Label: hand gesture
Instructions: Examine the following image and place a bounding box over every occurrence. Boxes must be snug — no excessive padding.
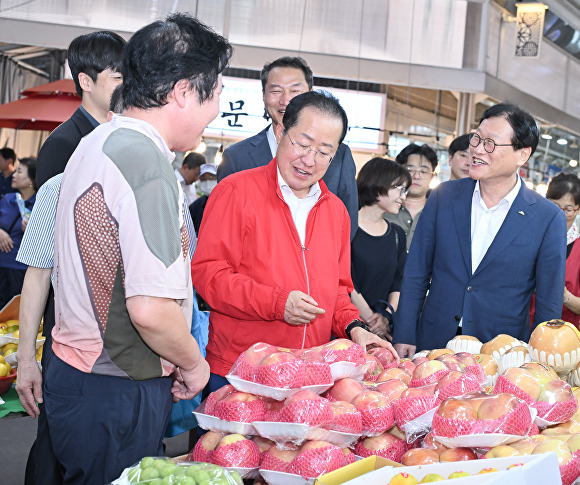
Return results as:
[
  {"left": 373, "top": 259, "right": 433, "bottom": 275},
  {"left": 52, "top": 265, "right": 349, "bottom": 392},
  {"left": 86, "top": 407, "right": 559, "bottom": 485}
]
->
[
  {"left": 171, "top": 358, "right": 210, "bottom": 401},
  {"left": 284, "top": 290, "right": 325, "bottom": 326},
  {"left": 350, "top": 326, "right": 399, "bottom": 363},
  {"left": 366, "top": 313, "right": 393, "bottom": 341}
]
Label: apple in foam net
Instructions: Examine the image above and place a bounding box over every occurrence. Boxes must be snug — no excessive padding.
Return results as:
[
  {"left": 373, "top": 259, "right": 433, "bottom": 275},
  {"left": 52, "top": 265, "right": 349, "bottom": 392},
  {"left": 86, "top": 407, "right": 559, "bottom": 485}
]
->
[
  {"left": 195, "top": 430, "right": 224, "bottom": 457},
  {"left": 411, "top": 360, "right": 449, "bottom": 382},
  {"left": 212, "top": 433, "right": 260, "bottom": 468},
  {"left": 401, "top": 448, "right": 439, "bottom": 466},
  {"left": 412, "top": 356, "right": 430, "bottom": 366},
  {"left": 376, "top": 379, "right": 408, "bottom": 403},
  {"left": 359, "top": 432, "right": 401, "bottom": 452},
  {"left": 521, "top": 362, "right": 560, "bottom": 380},
  {"left": 352, "top": 390, "right": 390, "bottom": 415},
  {"left": 364, "top": 354, "right": 384, "bottom": 379},
  {"left": 533, "top": 439, "right": 573, "bottom": 466},
  {"left": 368, "top": 347, "right": 395, "bottom": 368},
  {"left": 439, "top": 447, "right": 477, "bottom": 462},
  {"left": 502, "top": 367, "right": 542, "bottom": 400},
  {"left": 377, "top": 368, "right": 411, "bottom": 385},
  {"left": 435, "top": 354, "right": 463, "bottom": 372},
  {"left": 438, "top": 397, "right": 478, "bottom": 421},
  {"left": 435, "top": 370, "right": 464, "bottom": 392},
  {"left": 327, "top": 378, "right": 366, "bottom": 403},
  {"left": 539, "top": 378, "right": 574, "bottom": 403},
  {"left": 400, "top": 384, "right": 436, "bottom": 399},
  {"left": 242, "top": 342, "right": 278, "bottom": 366},
  {"left": 477, "top": 392, "right": 518, "bottom": 420},
  {"left": 427, "top": 348, "right": 454, "bottom": 360},
  {"left": 398, "top": 359, "right": 417, "bottom": 375}
]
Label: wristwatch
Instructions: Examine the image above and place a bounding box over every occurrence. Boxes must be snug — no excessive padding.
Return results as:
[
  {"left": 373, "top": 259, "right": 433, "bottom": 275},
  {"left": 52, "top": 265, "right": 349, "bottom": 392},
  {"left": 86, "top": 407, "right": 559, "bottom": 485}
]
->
[{"left": 345, "top": 319, "right": 370, "bottom": 339}]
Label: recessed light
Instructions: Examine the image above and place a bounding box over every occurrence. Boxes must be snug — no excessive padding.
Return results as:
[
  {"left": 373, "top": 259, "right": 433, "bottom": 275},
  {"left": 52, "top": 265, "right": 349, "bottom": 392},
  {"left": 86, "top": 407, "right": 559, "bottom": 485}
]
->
[{"left": 557, "top": 138, "right": 568, "bottom": 145}]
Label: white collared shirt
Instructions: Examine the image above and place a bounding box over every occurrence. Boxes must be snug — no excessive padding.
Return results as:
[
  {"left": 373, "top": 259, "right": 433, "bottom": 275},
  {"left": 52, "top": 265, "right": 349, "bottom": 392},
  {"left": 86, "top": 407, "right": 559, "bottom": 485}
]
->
[
  {"left": 174, "top": 168, "right": 198, "bottom": 205},
  {"left": 277, "top": 166, "right": 321, "bottom": 246},
  {"left": 471, "top": 177, "right": 521, "bottom": 273},
  {"left": 267, "top": 124, "right": 278, "bottom": 159}
]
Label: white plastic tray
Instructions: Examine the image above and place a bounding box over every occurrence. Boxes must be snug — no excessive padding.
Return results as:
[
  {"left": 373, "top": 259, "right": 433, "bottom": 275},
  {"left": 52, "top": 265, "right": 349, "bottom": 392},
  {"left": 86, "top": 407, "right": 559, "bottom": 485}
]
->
[
  {"left": 252, "top": 421, "right": 359, "bottom": 447},
  {"left": 259, "top": 469, "right": 315, "bottom": 485},
  {"left": 433, "top": 433, "right": 525, "bottom": 448},
  {"left": 329, "top": 361, "right": 370, "bottom": 381},
  {"left": 225, "top": 374, "right": 332, "bottom": 400},
  {"left": 224, "top": 466, "right": 260, "bottom": 479},
  {"left": 193, "top": 403, "right": 258, "bottom": 436}
]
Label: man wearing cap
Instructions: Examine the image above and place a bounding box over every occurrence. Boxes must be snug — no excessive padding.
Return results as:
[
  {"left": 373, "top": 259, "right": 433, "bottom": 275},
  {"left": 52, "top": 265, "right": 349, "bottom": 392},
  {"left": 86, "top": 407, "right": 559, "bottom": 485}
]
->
[{"left": 189, "top": 163, "right": 217, "bottom": 234}]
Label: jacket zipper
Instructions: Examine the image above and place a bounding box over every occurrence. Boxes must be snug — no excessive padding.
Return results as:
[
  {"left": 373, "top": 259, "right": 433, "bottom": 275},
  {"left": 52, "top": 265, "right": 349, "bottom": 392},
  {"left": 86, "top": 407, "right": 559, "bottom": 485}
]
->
[{"left": 301, "top": 244, "right": 310, "bottom": 349}]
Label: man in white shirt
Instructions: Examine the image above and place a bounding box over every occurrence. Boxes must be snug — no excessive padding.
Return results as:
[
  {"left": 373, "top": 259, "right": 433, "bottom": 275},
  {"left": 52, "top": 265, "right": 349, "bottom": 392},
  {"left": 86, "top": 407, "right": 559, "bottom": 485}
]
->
[
  {"left": 394, "top": 103, "right": 566, "bottom": 358},
  {"left": 175, "top": 151, "right": 205, "bottom": 205}
]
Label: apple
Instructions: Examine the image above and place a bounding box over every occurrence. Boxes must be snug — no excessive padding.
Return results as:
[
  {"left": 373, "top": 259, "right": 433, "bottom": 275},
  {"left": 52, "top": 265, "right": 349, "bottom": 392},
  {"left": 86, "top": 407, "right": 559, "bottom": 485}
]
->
[
  {"left": 447, "top": 471, "right": 471, "bottom": 479},
  {"left": 189, "top": 431, "right": 225, "bottom": 462},
  {"left": 422, "top": 432, "right": 449, "bottom": 455},
  {"left": 364, "top": 354, "right": 384, "bottom": 381},
  {"left": 559, "top": 420, "right": 580, "bottom": 434},
  {"left": 398, "top": 359, "right": 417, "bottom": 375},
  {"left": 435, "top": 354, "right": 463, "bottom": 372},
  {"left": 259, "top": 445, "right": 299, "bottom": 472},
  {"left": 376, "top": 379, "right": 408, "bottom": 403},
  {"left": 325, "top": 400, "right": 362, "bottom": 434},
  {"left": 326, "top": 378, "right": 366, "bottom": 403},
  {"left": 410, "top": 360, "right": 449, "bottom": 386},
  {"left": 388, "top": 425, "right": 407, "bottom": 441},
  {"left": 256, "top": 351, "right": 305, "bottom": 388},
  {"left": 369, "top": 347, "right": 396, "bottom": 368},
  {"left": 291, "top": 440, "right": 345, "bottom": 479},
  {"left": 539, "top": 378, "right": 574, "bottom": 403},
  {"left": 389, "top": 472, "right": 419, "bottom": 485},
  {"left": 320, "top": 339, "right": 366, "bottom": 364},
  {"left": 439, "top": 447, "right": 477, "bottom": 462},
  {"left": 532, "top": 439, "right": 573, "bottom": 466},
  {"left": 377, "top": 368, "right": 411, "bottom": 385},
  {"left": 352, "top": 390, "right": 394, "bottom": 433},
  {"left": 252, "top": 436, "right": 274, "bottom": 455},
  {"left": 521, "top": 362, "right": 559, "bottom": 379},
  {"left": 477, "top": 392, "right": 518, "bottom": 420},
  {"left": 474, "top": 354, "right": 498, "bottom": 376},
  {"left": 412, "top": 356, "right": 430, "bottom": 366},
  {"left": 400, "top": 384, "right": 436, "bottom": 399},
  {"left": 278, "top": 390, "right": 333, "bottom": 426},
  {"left": 419, "top": 473, "right": 445, "bottom": 483},
  {"left": 454, "top": 352, "right": 477, "bottom": 367},
  {"left": 355, "top": 432, "right": 406, "bottom": 461},
  {"left": 211, "top": 433, "right": 260, "bottom": 468},
  {"left": 565, "top": 434, "right": 580, "bottom": 452},
  {"left": 427, "top": 349, "right": 454, "bottom": 360},
  {"left": 342, "top": 447, "right": 356, "bottom": 465},
  {"left": 213, "top": 391, "right": 266, "bottom": 422},
  {"left": 237, "top": 342, "right": 278, "bottom": 380},
  {"left": 401, "top": 448, "right": 439, "bottom": 466},
  {"left": 501, "top": 367, "right": 541, "bottom": 400},
  {"left": 484, "top": 445, "right": 518, "bottom": 458},
  {"left": 298, "top": 349, "right": 333, "bottom": 386},
  {"left": 204, "top": 384, "right": 236, "bottom": 415},
  {"left": 438, "top": 397, "right": 478, "bottom": 421}
]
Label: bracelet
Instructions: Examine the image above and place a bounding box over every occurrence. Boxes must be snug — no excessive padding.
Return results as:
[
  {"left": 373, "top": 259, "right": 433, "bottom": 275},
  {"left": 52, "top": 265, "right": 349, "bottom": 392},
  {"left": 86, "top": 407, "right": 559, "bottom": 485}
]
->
[
  {"left": 345, "top": 319, "right": 370, "bottom": 339},
  {"left": 564, "top": 291, "right": 572, "bottom": 304}
]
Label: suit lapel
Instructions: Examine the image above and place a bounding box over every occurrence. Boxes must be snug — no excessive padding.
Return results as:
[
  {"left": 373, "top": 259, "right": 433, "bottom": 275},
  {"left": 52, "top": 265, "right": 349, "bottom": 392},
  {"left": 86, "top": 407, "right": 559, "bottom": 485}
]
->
[
  {"left": 249, "top": 126, "right": 274, "bottom": 168},
  {"left": 452, "top": 179, "right": 476, "bottom": 275},
  {"left": 472, "top": 182, "right": 534, "bottom": 277}
]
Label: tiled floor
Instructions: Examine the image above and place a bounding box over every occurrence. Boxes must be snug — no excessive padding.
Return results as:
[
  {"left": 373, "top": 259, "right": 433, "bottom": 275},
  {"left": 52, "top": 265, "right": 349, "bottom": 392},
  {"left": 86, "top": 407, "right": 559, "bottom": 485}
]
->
[{"left": 1, "top": 412, "right": 192, "bottom": 484}]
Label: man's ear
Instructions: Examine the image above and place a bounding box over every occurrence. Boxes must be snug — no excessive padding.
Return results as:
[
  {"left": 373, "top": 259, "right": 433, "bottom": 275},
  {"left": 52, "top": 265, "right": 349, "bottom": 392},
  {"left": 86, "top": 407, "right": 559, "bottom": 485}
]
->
[
  {"left": 518, "top": 147, "right": 532, "bottom": 167},
  {"left": 274, "top": 122, "right": 285, "bottom": 144},
  {"left": 77, "top": 73, "right": 92, "bottom": 93},
  {"left": 172, "top": 79, "right": 191, "bottom": 109}
]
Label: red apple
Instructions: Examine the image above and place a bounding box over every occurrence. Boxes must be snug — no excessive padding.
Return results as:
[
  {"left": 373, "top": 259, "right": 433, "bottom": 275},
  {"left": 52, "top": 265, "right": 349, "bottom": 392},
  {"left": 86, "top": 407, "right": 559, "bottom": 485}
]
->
[
  {"left": 354, "top": 432, "right": 406, "bottom": 462},
  {"left": 256, "top": 351, "right": 305, "bottom": 388},
  {"left": 501, "top": 367, "right": 541, "bottom": 401},
  {"left": 263, "top": 398, "right": 284, "bottom": 421},
  {"left": 454, "top": 352, "right": 478, "bottom": 367},
  {"left": 422, "top": 432, "right": 449, "bottom": 456},
  {"left": 435, "top": 354, "right": 463, "bottom": 372},
  {"left": 364, "top": 354, "right": 384, "bottom": 381},
  {"left": 427, "top": 349, "right": 454, "bottom": 360},
  {"left": 410, "top": 360, "right": 449, "bottom": 386},
  {"left": 438, "top": 398, "right": 478, "bottom": 421},
  {"left": 439, "top": 447, "right": 477, "bottom": 462},
  {"left": 369, "top": 347, "right": 396, "bottom": 368},
  {"left": 539, "top": 378, "right": 574, "bottom": 403},
  {"left": 401, "top": 448, "right": 439, "bottom": 466},
  {"left": 342, "top": 447, "right": 356, "bottom": 465},
  {"left": 189, "top": 431, "right": 225, "bottom": 462},
  {"left": 400, "top": 384, "right": 436, "bottom": 399},
  {"left": 204, "top": 384, "right": 236, "bottom": 415},
  {"left": 352, "top": 390, "right": 394, "bottom": 434},
  {"left": 521, "top": 362, "right": 559, "bottom": 380},
  {"left": 326, "top": 378, "right": 366, "bottom": 403},
  {"left": 412, "top": 356, "right": 430, "bottom": 366},
  {"left": 325, "top": 400, "right": 362, "bottom": 434},
  {"left": 377, "top": 368, "right": 411, "bottom": 385},
  {"left": 211, "top": 433, "right": 260, "bottom": 467},
  {"left": 213, "top": 391, "right": 266, "bottom": 422},
  {"left": 320, "top": 339, "right": 366, "bottom": 365},
  {"left": 477, "top": 393, "right": 518, "bottom": 420},
  {"left": 297, "top": 348, "right": 333, "bottom": 386},
  {"left": 291, "top": 440, "right": 345, "bottom": 479},
  {"left": 237, "top": 342, "right": 278, "bottom": 380},
  {"left": 398, "top": 359, "right": 417, "bottom": 375},
  {"left": 259, "top": 445, "right": 299, "bottom": 472},
  {"left": 278, "top": 390, "right": 332, "bottom": 426},
  {"left": 376, "top": 379, "right": 408, "bottom": 403}
]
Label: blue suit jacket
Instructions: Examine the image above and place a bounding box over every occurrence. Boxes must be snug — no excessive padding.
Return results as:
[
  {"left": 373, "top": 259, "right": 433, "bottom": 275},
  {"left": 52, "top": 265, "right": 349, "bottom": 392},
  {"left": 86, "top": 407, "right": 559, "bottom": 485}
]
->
[
  {"left": 218, "top": 126, "right": 359, "bottom": 240},
  {"left": 394, "top": 177, "right": 567, "bottom": 351}
]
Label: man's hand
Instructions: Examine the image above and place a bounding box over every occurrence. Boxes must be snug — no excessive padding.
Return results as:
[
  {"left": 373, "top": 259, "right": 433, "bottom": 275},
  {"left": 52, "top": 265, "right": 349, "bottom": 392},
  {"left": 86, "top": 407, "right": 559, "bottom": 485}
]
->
[
  {"left": 394, "top": 343, "right": 416, "bottom": 359},
  {"left": 171, "top": 358, "right": 210, "bottom": 401},
  {"left": 22, "top": 219, "right": 29, "bottom": 232},
  {"left": 367, "top": 313, "right": 392, "bottom": 341},
  {"left": 15, "top": 357, "right": 43, "bottom": 417},
  {"left": 350, "top": 326, "right": 399, "bottom": 363},
  {"left": 0, "top": 229, "right": 13, "bottom": 252},
  {"left": 284, "top": 290, "right": 325, "bottom": 326}
]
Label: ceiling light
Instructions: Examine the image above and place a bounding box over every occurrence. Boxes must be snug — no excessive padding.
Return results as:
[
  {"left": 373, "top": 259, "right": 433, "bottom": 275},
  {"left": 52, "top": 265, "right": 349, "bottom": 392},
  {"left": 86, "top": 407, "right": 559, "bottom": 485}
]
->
[
  {"left": 541, "top": 132, "right": 552, "bottom": 140},
  {"left": 570, "top": 159, "right": 578, "bottom": 167},
  {"left": 557, "top": 138, "right": 568, "bottom": 145}
]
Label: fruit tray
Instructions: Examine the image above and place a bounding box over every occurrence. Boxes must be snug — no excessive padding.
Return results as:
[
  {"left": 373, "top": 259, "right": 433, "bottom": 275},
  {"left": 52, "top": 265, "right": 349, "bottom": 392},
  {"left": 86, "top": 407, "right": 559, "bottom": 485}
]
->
[
  {"left": 259, "top": 469, "right": 316, "bottom": 485},
  {"left": 329, "top": 361, "right": 370, "bottom": 381},
  {"left": 225, "top": 374, "right": 332, "bottom": 400},
  {"left": 433, "top": 432, "right": 526, "bottom": 449},
  {"left": 252, "top": 421, "right": 359, "bottom": 448},
  {"left": 223, "top": 466, "right": 259, "bottom": 480},
  {"left": 193, "top": 403, "right": 258, "bottom": 436}
]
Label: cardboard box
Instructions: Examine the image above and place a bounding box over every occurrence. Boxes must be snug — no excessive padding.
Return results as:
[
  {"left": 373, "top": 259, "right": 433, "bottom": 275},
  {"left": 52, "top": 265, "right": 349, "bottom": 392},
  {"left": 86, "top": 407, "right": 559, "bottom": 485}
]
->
[
  {"left": 0, "top": 295, "right": 19, "bottom": 322},
  {"left": 315, "top": 456, "right": 402, "bottom": 485}
]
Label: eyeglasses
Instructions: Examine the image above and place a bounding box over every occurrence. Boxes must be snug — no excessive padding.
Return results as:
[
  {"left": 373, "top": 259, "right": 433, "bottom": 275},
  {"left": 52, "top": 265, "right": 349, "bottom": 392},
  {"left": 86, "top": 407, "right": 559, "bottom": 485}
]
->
[
  {"left": 392, "top": 185, "right": 409, "bottom": 196},
  {"left": 285, "top": 132, "right": 333, "bottom": 166},
  {"left": 550, "top": 201, "right": 579, "bottom": 216},
  {"left": 469, "top": 133, "right": 515, "bottom": 153},
  {"left": 406, "top": 167, "right": 434, "bottom": 179}
]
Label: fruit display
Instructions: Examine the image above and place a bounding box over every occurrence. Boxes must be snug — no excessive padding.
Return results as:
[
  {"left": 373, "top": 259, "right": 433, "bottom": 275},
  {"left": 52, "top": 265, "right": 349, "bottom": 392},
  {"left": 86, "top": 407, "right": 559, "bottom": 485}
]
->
[
  {"left": 528, "top": 319, "right": 580, "bottom": 377},
  {"left": 118, "top": 456, "right": 243, "bottom": 484},
  {"left": 446, "top": 335, "right": 483, "bottom": 355}
]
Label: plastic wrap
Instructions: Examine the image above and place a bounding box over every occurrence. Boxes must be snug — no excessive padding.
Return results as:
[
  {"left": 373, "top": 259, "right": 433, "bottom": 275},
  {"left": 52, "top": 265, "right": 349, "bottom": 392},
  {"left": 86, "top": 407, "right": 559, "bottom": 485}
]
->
[
  {"left": 400, "top": 407, "right": 439, "bottom": 443},
  {"left": 368, "top": 347, "right": 398, "bottom": 370},
  {"left": 296, "top": 349, "right": 333, "bottom": 386},
  {"left": 351, "top": 390, "right": 395, "bottom": 436},
  {"left": 213, "top": 392, "right": 266, "bottom": 423},
  {"left": 409, "top": 361, "right": 450, "bottom": 388},
  {"left": 323, "top": 400, "right": 363, "bottom": 434},
  {"left": 362, "top": 354, "right": 384, "bottom": 381},
  {"left": 319, "top": 339, "right": 366, "bottom": 366},
  {"left": 205, "top": 385, "right": 236, "bottom": 416},
  {"left": 394, "top": 385, "right": 438, "bottom": 427},
  {"left": 193, "top": 402, "right": 257, "bottom": 435},
  {"left": 112, "top": 457, "right": 244, "bottom": 485},
  {"left": 289, "top": 441, "right": 346, "bottom": 479},
  {"left": 435, "top": 371, "right": 482, "bottom": 403},
  {"left": 277, "top": 391, "right": 333, "bottom": 427},
  {"left": 354, "top": 433, "right": 408, "bottom": 462},
  {"left": 210, "top": 437, "right": 261, "bottom": 468}
]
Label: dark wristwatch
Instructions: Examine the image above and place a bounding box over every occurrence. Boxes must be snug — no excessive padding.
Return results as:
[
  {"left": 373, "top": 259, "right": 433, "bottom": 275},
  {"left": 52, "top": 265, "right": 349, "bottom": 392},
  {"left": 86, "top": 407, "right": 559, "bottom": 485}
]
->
[{"left": 345, "top": 319, "right": 370, "bottom": 339}]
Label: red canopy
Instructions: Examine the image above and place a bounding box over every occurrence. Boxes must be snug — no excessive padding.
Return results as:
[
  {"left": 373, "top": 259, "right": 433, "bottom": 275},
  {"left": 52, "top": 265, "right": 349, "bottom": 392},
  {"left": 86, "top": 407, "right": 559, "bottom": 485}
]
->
[{"left": 0, "top": 79, "right": 80, "bottom": 131}]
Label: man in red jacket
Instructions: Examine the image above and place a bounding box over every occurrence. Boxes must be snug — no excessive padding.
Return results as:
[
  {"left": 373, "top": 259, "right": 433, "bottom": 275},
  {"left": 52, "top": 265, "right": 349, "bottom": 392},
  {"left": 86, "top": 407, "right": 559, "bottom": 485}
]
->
[{"left": 192, "top": 91, "right": 398, "bottom": 392}]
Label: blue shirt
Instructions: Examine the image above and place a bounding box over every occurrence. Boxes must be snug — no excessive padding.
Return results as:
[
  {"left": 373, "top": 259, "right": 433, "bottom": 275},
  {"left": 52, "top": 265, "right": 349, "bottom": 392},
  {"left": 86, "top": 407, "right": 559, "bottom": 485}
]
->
[
  {"left": 0, "top": 172, "right": 16, "bottom": 201},
  {"left": 0, "top": 192, "right": 36, "bottom": 269}
]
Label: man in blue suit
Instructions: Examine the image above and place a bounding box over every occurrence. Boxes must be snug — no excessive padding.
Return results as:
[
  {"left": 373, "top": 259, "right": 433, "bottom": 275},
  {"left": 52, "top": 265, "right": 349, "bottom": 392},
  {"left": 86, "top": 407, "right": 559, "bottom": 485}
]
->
[
  {"left": 394, "top": 103, "right": 566, "bottom": 358},
  {"left": 218, "top": 56, "right": 358, "bottom": 239}
]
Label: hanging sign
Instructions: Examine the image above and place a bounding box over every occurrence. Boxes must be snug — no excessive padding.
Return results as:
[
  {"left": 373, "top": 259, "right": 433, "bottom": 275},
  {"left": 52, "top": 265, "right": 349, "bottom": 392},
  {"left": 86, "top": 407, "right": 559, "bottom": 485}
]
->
[{"left": 515, "top": 3, "right": 548, "bottom": 58}]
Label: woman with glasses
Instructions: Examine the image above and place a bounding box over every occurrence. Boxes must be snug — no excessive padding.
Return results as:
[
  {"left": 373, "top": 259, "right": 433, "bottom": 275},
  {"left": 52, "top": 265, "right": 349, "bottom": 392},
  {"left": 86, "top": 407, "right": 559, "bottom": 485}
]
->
[
  {"left": 546, "top": 172, "right": 580, "bottom": 327},
  {"left": 351, "top": 157, "right": 412, "bottom": 340}
]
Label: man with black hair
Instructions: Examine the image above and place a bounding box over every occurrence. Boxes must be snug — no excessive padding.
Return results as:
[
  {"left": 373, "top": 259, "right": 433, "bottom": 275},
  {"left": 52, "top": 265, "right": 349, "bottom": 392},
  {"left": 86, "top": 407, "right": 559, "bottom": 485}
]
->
[
  {"left": 40, "top": 15, "right": 231, "bottom": 484},
  {"left": 218, "top": 56, "right": 359, "bottom": 240},
  {"left": 0, "top": 147, "right": 17, "bottom": 199},
  {"left": 448, "top": 134, "right": 471, "bottom": 180},
  {"left": 35, "top": 31, "right": 126, "bottom": 187},
  {"left": 385, "top": 143, "right": 438, "bottom": 250},
  {"left": 394, "top": 103, "right": 566, "bottom": 358},
  {"left": 193, "top": 91, "right": 397, "bottom": 395},
  {"left": 177, "top": 151, "right": 205, "bottom": 204}
]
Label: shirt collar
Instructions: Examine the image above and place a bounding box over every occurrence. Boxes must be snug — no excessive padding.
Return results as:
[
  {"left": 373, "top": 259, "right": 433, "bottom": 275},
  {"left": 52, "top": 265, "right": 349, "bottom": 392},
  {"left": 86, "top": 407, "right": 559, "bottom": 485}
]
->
[
  {"left": 267, "top": 124, "right": 278, "bottom": 158},
  {"left": 473, "top": 176, "right": 521, "bottom": 210},
  {"left": 79, "top": 105, "right": 100, "bottom": 128},
  {"left": 276, "top": 165, "right": 320, "bottom": 199}
]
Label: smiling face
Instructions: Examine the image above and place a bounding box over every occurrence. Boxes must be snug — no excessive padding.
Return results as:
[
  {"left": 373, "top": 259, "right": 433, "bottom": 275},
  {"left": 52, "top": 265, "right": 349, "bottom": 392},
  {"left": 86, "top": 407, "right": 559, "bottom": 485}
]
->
[
  {"left": 378, "top": 185, "right": 407, "bottom": 214},
  {"left": 469, "top": 116, "right": 530, "bottom": 185},
  {"left": 449, "top": 149, "right": 471, "bottom": 180},
  {"left": 263, "top": 67, "right": 310, "bottom": 126},
  {"left": 274, "top": 106, "right": 342, "bottom": 199}
]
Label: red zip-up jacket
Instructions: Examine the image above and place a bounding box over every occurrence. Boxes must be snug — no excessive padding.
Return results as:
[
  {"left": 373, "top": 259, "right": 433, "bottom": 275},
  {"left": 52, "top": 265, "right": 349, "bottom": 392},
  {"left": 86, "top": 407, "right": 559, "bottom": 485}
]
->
[{"left": 191, "top": 158, "right": 359, "bottom": 377}]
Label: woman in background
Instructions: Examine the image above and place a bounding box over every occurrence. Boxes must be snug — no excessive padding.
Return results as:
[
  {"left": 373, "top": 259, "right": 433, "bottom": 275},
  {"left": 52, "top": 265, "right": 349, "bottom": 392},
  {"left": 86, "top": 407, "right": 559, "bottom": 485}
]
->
[
  {"left": 351, "top": 157, "right": 411, "bottom": 341},
  {"left": 0, "top": 157, "right": 37, "bottom": 308}
]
